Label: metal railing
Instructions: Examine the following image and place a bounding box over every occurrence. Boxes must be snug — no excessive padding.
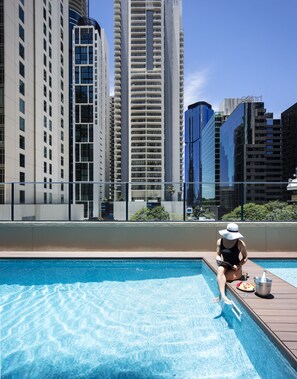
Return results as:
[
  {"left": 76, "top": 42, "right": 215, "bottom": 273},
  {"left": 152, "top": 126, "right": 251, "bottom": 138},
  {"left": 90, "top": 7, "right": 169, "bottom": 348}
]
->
[{"left": 0, "top": 181, "right": 296, "bottom": 222}]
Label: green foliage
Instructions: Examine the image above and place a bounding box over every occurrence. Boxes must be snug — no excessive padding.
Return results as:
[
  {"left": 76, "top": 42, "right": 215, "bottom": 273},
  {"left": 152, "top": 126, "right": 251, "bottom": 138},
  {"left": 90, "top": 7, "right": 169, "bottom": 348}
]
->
[
  {"left": 130, "top": 206, "right": 170, "bottom": 221},
  {"left": 193, "top": 206, "right": 215, "bottom": 220},
  {"left": 222, "top": 201, "right": 297, "bottom": 221}
]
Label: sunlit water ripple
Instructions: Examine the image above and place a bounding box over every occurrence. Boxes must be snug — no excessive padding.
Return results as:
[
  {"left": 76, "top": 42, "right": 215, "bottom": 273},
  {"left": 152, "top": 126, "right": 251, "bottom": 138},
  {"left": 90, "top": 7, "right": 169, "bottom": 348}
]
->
[{"left": 1, "top": 264, "right": 259, "bottom": 379}]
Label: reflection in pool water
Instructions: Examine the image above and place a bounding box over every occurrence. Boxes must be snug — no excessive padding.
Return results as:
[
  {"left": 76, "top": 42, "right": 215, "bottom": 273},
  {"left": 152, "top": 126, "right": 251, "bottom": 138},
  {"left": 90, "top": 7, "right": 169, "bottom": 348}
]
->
[{"left": 0, "top": 259, "right": 296, "bottom": 378}]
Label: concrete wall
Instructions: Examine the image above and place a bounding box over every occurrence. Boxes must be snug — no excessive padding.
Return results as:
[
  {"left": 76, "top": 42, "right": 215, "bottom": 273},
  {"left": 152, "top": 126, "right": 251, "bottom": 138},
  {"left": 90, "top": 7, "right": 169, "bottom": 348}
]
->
[
  {"left": 0, "top": 204, "right": 84, "bottom": 221},
  {"left": 0, "top": 222, "right": 296, "bottom": 252}
]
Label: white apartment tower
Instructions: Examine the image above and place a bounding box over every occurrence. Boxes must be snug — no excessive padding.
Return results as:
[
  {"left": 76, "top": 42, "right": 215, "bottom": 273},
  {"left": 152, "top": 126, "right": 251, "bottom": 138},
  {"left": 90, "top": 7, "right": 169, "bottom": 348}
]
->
[
  {"left": 72, "top": 19, "right": 109, "bottom": 219},
  {"left": 0, "top": 0, "right": 69, "bottom": 209},
  {"left": 113, "top": 0, "right": 184, "bottom": 201}
]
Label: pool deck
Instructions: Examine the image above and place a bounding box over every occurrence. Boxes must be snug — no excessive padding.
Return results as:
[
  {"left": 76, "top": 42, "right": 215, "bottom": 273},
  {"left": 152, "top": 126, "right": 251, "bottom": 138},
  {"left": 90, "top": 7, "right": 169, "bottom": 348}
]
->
[{"left": 1, "top": 249, "right": 297, "bottom": 369}]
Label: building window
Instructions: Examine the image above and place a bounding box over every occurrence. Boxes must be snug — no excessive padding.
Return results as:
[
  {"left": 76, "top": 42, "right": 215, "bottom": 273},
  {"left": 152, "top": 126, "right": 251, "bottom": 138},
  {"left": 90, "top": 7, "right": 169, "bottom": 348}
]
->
[
  {"left": 80, "top": 28, "right": 93, "bottom": 44},
  {"left": 19, "top": 43, "right": 25, "bottom": 59},
  {"left": 20, "top": 172, "right": 25, "bottom": 185},
  {"left": 19, "top": 135, "right": 25, "bottom": 150},
  {"left": 19, "top": 80, "right": 25, "bottom": 95},
  {"left": 19, "top": 62, "right": 25, "bottom": 78},
  {"left": 44, "top": 162, "right": 47, "bottom": 173},
  {"left": 81, "top": 105, "right": 93, "bottom": 123},
  {"left": 20, "top": 153, "right": 25, "bottom": 167},
  {"left": 80, "top": 66, "right": 93, "bottom": 84},
  {"left": 19, "top": 5, "right": 25, "bottom": 23},
  {"left": 19, "top": 116, "right": 25, "bottom": 131},
  {"left": 19, "top": 25, "right": 25, "bottom": 41},
  {"left": 20, "top": 190, "right": 25, "bottom": 204},
  {"left": 19, "top": 99, "right": 25, "bottom": 114},
  {"left": 44, "top": 177, "right": 47, "bottom": 189}
]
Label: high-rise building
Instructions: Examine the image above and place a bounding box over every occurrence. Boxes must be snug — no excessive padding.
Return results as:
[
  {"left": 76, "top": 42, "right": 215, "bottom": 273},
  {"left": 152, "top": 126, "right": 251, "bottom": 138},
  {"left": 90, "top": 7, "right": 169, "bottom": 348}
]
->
[
  {"left": 69, "top": 0, "right": 88, "bottom": 185},
  {"left": 201, "top": 112, "right": 226, "bottom": 203},
  {"left": 219, "top": 96, "right": 262, "bottom": 116},
  {"left": 69, "top": 0, "right": 88, "bottom": 17},
  {"left": 72, "top": 18, "right": 109, "bottom": 219},
  {"left": 113, "top": 0, "right": 184, "bottom": 201},
  {"left": 281, "top": 102, "right": 297, "bottom": 183},
  {"left": 109, "top": 96, "right": 115, "bottom": 199},
  {"left": 0, "top": 0, "right": 69, "bottom": 209},
  {"left": 184, "top": 102, "right": 214, "bottom": 207},
  {"left": 220, "top": 101, "right": 283, "bottom": 213}
]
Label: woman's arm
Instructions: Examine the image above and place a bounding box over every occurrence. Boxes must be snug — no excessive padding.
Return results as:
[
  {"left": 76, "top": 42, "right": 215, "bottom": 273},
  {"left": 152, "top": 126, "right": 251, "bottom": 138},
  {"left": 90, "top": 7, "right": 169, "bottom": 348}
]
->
[
  {"left": 238, "top": 239, "right": 248, "bottom": 266},
  {"left": 215, "top": 238, "right": 222, "bottom": 261}
]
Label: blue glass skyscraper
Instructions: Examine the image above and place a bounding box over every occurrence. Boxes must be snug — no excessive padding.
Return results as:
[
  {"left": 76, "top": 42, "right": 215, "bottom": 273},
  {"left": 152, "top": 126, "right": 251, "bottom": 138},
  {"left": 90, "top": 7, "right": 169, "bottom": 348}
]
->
[
  {"left": 202, "top": 112, "right": 226, "bottom": 202},
  {"left": 184, "top": 101, "right": 214, "bottom": 207},
  {"left": 220, "top": 101, "right": 283, "bottom": 213}
]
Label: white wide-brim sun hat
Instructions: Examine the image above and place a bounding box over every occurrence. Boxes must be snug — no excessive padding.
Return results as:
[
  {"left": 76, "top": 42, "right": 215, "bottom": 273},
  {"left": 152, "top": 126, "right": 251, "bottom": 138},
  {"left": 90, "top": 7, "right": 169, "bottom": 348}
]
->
[{"left": 219, "top": 223, "right": 243, "bottom": 240}]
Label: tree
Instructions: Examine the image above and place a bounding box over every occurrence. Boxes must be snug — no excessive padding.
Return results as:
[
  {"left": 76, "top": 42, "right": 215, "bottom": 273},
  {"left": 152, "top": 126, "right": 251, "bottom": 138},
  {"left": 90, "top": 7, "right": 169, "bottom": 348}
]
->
[
  {"left": 130, "top": 206, "right": 170, "bottom": 221},
  {"left": 222, "top": 201, "right": 297, "bottom": 221},
  {"left": 193, "top": 206, "right": 215, "bottom": 220}
]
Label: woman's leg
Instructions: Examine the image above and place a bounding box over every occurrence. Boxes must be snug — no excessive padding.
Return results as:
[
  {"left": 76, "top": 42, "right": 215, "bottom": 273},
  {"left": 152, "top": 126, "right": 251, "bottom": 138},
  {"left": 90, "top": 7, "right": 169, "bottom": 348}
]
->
[
  {"left": 225, "top": 266, "right": 242, "bottom": 281},
  {"left": 216, "top": 266, "right": 232, "bottom": 304}
]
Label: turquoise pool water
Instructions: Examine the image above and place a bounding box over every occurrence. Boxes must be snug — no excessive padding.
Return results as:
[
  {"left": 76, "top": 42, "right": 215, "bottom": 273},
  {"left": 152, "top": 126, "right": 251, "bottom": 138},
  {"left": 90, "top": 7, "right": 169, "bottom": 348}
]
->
[
  {"left": 252, "top": 259, "right": 297, "bottom": 287},
  {"left": 0, "top": 259, "right": 296, "bottom": 378}
]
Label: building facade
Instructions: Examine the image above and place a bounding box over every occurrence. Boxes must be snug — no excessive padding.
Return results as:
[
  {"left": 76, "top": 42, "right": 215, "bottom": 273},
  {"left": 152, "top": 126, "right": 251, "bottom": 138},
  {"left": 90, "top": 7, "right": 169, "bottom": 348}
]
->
[
  {"left": 201, "top": 112, "right": 226, "bottom": 203},
  {"left": 281, "top": 102, "right": 297, "bottom": 184},
  {"left": 0, "top": 0, "right": 69, "bottom": 209},
  {"left": 72, "top": 18, "right": 109, "bottom": 219},
  {"left": 69, "top": 0, "right": 88, "bottom": 185},
  {"left": 220, "top": 101, "right": 283, "bottom": 214},
  {"left": 113, "top": 0, "right": 184, "bottom": 201},
  {"left": 184, "top": 101, "right": 214, "bottom": 207}
]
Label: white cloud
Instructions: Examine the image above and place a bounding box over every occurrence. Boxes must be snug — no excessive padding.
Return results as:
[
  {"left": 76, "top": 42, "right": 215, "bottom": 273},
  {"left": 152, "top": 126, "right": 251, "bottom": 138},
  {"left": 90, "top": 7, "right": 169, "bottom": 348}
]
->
[{"left": 184, "top": 69, "right": 209, "bottom": 111}]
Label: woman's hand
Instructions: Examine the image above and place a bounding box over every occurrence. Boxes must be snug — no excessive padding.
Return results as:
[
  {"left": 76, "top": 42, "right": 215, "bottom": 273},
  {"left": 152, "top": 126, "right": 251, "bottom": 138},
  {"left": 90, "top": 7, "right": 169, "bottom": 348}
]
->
[{"left": 232, "top": 265, "right": 240, "bottom": 271}]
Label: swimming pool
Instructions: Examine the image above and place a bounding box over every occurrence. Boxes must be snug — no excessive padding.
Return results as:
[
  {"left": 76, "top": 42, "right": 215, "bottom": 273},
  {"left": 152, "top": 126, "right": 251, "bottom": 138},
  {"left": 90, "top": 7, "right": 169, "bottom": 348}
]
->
[
  {"left": 252, "top": 259, "right": 297, "bottom": 288},
  {"left": 0, "top": 259, "right": 296, "bottom": 378}
]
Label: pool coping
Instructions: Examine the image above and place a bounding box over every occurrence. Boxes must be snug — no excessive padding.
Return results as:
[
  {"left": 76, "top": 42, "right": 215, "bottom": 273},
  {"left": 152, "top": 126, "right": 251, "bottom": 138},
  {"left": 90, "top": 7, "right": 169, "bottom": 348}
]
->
[{"left": 1, "top": 250, "right": 297, "bottom": 370}]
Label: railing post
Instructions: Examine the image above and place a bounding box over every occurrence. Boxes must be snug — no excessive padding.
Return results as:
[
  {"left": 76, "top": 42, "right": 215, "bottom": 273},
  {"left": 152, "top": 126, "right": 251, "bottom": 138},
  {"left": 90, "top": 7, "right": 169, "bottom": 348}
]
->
[
  {"left": 125, "top": 182, "right": 129, "bottom": 221},
  {"left": 68, "top": 182, "right": 72, "bottom": 221},
  {"left": 11, "top": 182, "right": 14, "bottom": 221},
  {"left": 183, "top": 182, "right": 186, "bottom": 221},
  {"left": 240, "top": 182, "right": 244, "bottom": 221}
]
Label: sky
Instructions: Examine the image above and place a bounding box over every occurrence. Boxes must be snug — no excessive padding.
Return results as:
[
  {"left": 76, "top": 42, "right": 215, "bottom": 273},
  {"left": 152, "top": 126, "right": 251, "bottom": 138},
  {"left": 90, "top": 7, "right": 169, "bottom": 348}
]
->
[{"left": 89, "top": 0, "right": 297, "bottom": 118}]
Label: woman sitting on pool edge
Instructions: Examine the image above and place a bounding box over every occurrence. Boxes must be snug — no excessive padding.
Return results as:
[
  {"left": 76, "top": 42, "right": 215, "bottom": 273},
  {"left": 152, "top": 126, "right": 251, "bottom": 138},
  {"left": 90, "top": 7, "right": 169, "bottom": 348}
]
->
[{"left": 215, "top": 223, "right": 248, "bottom": 304}]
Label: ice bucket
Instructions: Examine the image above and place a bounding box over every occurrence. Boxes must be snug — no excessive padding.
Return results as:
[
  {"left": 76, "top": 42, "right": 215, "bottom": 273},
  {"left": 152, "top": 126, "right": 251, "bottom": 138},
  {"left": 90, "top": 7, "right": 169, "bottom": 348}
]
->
[{"left": 254, "top": 276, "right": 272, "bottom": 297}]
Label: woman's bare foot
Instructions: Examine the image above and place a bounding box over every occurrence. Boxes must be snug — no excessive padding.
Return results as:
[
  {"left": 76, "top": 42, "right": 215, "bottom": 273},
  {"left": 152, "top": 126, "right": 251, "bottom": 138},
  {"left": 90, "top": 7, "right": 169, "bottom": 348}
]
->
[{"left": 222, "top": 297, "right": 233, "bottom": 305}]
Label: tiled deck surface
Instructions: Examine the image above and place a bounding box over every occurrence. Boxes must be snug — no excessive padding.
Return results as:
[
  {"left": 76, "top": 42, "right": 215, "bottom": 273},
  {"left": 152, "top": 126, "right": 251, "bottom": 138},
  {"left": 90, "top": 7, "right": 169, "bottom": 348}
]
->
[{"left": 1, "top": 249, "right": 297, "bottom": 369}]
